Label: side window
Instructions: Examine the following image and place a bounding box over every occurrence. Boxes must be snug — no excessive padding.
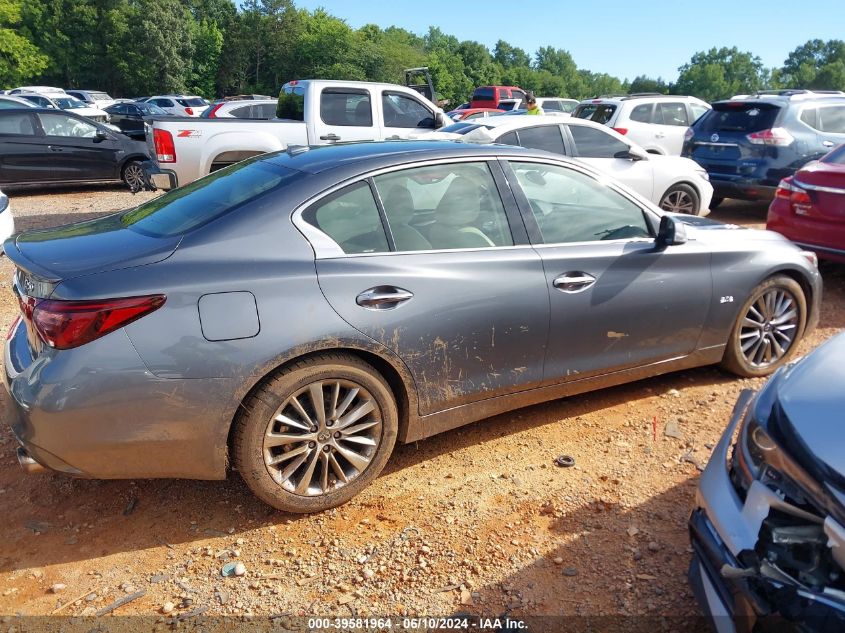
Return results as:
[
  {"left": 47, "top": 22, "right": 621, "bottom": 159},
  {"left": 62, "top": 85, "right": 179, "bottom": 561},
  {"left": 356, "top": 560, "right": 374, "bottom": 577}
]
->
[
  {"left": 690, "top": 103, "right": 709, "bottom": 123},
  {"left": 320, "top": 89, "right": 372, "bottom": 127},
  {"left": 230, "top": 105, "right": 253, "bottom": 119},
  {"left": 819, "top": 106, "right": 845, "bottom": 134},
  {"left": 800, "top": 107, "right": 819, "bottom": 130},
  {"left": 258, "top": 103, "right": 277, "bottom": 119},
  {"left": 303, "top": 182, "right": 388, "bottom": 255},
  {"left": 37, "top": 113, "right": 98, "bottom": 138},
  {"left": 498, "top": 131, "right": 518, "bottom": 146},
  {"left": 568, "top": 125, "right": 629, "bottom": 158},
  {"left": 113, "top": 104, "right": 129, "bottom": 115},
  {"left": 629, "top": 103, "right": 653, "bottom": 123},
  {"left": 516, "top": 125, "right": 565, "bottom": 155},
  {"left": 544, "top": 101, "right": 562, "bottom": 112},
  {"left": 510, "top": 161, "right": 650, "bottom": 244},
  {"left": 374, "top": 162, "right": 513, "bottom": 251},
  {"left": 656, "top": 102, "right": 689, "bottom": 126},
  {"left": 382, "top": 92, "right": 433, "bottom": 128},
  {"left": 512, "top": 90, "right": 526, "bottom": 103},
  {"left": 0, "top": 113, "right": 36, "bottom": 135}
]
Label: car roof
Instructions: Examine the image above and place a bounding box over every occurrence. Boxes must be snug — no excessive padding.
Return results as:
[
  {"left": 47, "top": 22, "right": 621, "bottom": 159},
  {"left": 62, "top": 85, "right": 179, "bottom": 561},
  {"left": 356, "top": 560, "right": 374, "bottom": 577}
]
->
[
  {"left": 578, "top": 94, "right": 702, "bottom": 104},
  {"left": 259, "top": 140, "right": 566, "bottom": 176},
  {"left": 455, "top": 114, "right": 604, "bottom": 132}
]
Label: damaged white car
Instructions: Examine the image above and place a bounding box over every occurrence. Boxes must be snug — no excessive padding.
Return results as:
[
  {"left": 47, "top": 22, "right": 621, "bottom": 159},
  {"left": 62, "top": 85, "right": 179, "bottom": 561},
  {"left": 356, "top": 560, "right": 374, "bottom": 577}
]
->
[{"left": 690, "top": 332, "right": 845, "bottom": 632}]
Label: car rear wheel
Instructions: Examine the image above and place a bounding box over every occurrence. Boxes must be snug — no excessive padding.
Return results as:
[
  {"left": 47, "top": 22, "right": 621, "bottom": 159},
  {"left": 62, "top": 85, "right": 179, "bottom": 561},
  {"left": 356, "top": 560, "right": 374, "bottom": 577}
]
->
[
  {"left": 721, "top": 275, "right": 807, "bottom": 377},
  {"left": 659, "top": 184, "right": 700, "bottom": 215},
  {"left": 122, "top": 160, "right": 145, "bottom": 192},
  {"left": 233, "top": 353, "right": 398, "bottom": 513}
]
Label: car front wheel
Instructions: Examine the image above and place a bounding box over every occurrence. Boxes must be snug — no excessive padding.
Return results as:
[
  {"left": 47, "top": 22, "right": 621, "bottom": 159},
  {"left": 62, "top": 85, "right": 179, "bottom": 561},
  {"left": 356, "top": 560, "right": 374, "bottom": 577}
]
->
[
  {"left": 721, "top": 275, "right": 807, "bottom": 377},
  {"left": 659, "top": 183, "right": 700, "bottom": 215},
  {"left": 233, "top": 353, "right": 398, "bottom": 513}
]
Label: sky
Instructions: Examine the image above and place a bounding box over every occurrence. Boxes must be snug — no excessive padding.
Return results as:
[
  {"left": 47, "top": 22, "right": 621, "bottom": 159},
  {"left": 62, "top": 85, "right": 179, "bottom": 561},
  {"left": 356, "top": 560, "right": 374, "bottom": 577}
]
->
[{"left": 294, "top": 0, "right": 842, "bottom": 82}]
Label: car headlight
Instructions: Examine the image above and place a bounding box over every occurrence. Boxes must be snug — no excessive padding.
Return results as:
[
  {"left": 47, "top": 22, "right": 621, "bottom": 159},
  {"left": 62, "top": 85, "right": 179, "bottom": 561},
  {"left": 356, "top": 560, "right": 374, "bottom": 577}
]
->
[
  {"left": 695, "top": 169, "right": 710, "bottom": 182},
  {"left": 800, "top": 250, "right": 818, "bottom": 270}
]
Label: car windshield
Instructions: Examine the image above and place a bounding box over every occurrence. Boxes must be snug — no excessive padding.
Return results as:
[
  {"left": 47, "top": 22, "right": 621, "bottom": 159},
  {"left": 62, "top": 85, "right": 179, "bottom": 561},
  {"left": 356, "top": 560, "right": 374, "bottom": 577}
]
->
[
  {"left": 121, "top": 160, "right": 301, "bottom": 238},
  {"left": 177, "top": 98, "right": 206, "bottom": 107},
  {"left": 55, "top": 98, "right": 87, "bottom": 109},
  {"left": 823, "top": 144, "right": 845, "bottom": 165},
  {"left": 695, "top": 103, "right": 781, "bottom": 134},
  {"left": 438, "top": 122, "right": 490, "bottom": 135},
  {"left": 573, "top": 104, "right": 617, "bottom": 124}
]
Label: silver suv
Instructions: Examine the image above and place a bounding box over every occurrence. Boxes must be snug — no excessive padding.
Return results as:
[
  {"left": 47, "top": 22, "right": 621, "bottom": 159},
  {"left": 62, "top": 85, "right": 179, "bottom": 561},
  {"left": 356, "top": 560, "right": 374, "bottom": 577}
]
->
[{"left": 573, "top": 94, "right": 711, "bottom": 156}]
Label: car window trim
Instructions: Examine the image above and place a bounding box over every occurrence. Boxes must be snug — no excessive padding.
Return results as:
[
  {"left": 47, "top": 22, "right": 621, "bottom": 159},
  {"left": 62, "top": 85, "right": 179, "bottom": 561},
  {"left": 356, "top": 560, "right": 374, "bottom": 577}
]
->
[
  {"left": 0, "top": 112, "right": 40, "bottom": 137},
  {"left": 292, "top": 156, "right": 531, "bottom": 259},
  {"left": 499, "top": 156, "right": 659, "bottom": 246}
]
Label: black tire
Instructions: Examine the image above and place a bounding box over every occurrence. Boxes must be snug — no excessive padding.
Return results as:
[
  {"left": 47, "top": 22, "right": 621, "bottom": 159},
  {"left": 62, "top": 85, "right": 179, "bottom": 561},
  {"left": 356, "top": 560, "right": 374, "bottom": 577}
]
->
[
  {"left": 709, "top": 196, "right": 724, "bottom": 210},
  {"left": 659, "top": 183, "right": 700, "bottom": 215},
  {"left": 721, "top": 275, "right": 807, "bottom": 377},
  {"left": 121, "top": 160, "right": 145, "bottom": 191},
  {"left": 233, "top": 353, "right": 398, "bottom": 513}
]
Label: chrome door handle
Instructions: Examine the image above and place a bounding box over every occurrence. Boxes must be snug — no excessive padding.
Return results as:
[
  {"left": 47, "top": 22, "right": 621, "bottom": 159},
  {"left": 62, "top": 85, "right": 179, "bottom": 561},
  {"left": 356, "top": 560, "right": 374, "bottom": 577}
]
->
[
  {"left": 48, "top": 146, "right": 63, "bottom": 152},
  {"left": 553, "top": 272, "right": 596, "bottom": 293},
  {"left": 823, "top": 141, "right": 835, "bottom": 147},
  {"left": 356, "top": 287, "right": 414, "bottom": 309},
  {"left": 320, "top": 133, "right": 341, "bottom": 141}
]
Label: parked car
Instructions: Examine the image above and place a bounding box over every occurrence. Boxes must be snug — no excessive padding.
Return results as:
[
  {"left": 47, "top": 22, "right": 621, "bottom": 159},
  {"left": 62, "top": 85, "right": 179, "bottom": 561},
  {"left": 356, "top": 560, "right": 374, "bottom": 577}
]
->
[
  {"left": 767, "top": 143, "right": 845, "bottom": 263},
  {"left": 469, "top": 85, "right": 527, "bottom": 109},
  {"left": 683, "top": 90, "right": 845, "bottom": 207},
  {"left": 142, "top": 79, "right": 450, "bottom": 189},
  {"left": 200, "top": 99, "right": 278, "bottom": 119},
  {"left": 574, "top": 94, "right": 711, "bottom": 156},
  {"left": 0, "top": 188, "right": 15, "bottom": 251},
  {"left": 0, "top": 108, "right": 149, "bottom": 189},
  {"left": 429, "top": 116, "right": 714, "bottom": 214},
  {"left": 141, "top": 95, "right": 209, "bottom": 117},
  {"left": 496, "top": 108, "right": 570, "bottom": 118},
  {"left": 16, "top": 94, "right": 111, "bottom": 124},
  {"left": 9, "top": 86, "right": 66, "bottom": 97},
  {"left": 65, "top": 89, "right": 116, "bottom": 109},
  {"left": 449, "top": 107, "right": 503, "bottom": 122},
  {"left": 691, "top": 331, "right": 845, "bottom": 632},
  {"left": 0, "top": 95, "right": 36, "bottom": 109},
  {"left": 103, "top": 101, "right": 168, "bottom": 139},
  {"left": 537, "top": 97, "right": 579, "bottom": 114},
  {"left": 3, "top": 141, "right": 820, "bottom": 513}
]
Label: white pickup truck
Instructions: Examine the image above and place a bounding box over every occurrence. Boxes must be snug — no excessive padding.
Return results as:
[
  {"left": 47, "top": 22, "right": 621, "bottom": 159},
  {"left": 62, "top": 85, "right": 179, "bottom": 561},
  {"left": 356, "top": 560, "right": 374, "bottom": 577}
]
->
[{"left": 143, "top": 79, "right": 450, "bottom": 189}]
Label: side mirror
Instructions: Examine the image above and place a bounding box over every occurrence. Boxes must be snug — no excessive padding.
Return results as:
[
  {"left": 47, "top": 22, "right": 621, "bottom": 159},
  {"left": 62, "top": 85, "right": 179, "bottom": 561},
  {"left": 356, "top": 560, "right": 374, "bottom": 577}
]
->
[
  {"left": 655, "top": 215, "right": 688, "bottom": 248},
  {"left": 434, "top": 112, "right": 448, "bottom": 129},
  {"left": 94, "top": 129, "right": 108, "bottom": 142},
  {"left": 614, "top": 146, "right": 648, "bottom": 161}
]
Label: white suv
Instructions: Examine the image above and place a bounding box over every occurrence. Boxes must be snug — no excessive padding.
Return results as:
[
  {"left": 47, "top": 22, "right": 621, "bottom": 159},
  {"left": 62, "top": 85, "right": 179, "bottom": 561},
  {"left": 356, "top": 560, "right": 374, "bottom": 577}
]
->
[
  {"left": 142, "top": 95, "right": 209, "bottom": 117},
  {"left": 573, "top": 94, "right": 710, "bottom": 156}
]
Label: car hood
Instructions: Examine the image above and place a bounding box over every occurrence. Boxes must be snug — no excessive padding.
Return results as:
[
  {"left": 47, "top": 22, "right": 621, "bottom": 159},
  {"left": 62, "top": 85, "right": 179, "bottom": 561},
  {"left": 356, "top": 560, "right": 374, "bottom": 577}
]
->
[
  {"left": 67, "top": 106, "right": 107, "bottom": 117},
  {"left": 676, "top": 215, "right": 793, "bottom": 247},
  {"left": 4, "top": 212, "right": 180, "bottom": 283},
  {"left": 772, "top": 333, "right": 845, "bottom": 482}
]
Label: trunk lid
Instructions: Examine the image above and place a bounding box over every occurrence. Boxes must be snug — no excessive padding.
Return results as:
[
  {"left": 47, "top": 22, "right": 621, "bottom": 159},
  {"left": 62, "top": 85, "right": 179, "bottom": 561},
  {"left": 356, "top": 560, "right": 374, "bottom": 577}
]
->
[{"left": 793, "top": 161, "right": 845, "bottom": 220}]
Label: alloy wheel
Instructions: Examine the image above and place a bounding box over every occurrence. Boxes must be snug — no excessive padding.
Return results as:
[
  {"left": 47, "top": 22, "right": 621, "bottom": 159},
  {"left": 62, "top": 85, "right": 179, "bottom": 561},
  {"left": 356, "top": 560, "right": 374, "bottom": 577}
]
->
[
  {"left": 123, "top": 163, "right": 145, "bottom": 191},
  {"left": 262, "top": 380, "right": 383, "bottom": 496},
  {"left": 660, "top": 190, "right": 695, "bottom": 214},
  {"left": 739, "top": 287, "right": 799, "bottom": 368}
]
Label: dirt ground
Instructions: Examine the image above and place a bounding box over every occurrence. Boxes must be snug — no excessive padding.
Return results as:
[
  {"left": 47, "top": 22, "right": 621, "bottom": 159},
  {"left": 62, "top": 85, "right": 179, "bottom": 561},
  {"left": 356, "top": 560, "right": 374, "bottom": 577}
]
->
[{"left": 0, "top": 188, "right": 842, "bottom": 626}]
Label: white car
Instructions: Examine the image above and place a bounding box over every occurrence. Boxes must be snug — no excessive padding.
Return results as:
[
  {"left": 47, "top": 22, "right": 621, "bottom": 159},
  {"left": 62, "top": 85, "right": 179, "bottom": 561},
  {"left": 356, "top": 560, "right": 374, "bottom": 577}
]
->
[
  {"left": 0, "top": 189, "right": 16, "bottom": 253},
  {"left": 201, "top": 99, "right": 277, "bottom": 119},
  {"left": 0, "top": 95, "right": 36, "bottom": 109},
  {"left": 142, "top": 95, "right": 209, "bottom": 117},
  {"left": 9, "top": 86, "right": 67, "bottom": 97},
  {"left": 429, "top": 115, "right": 713, "bottom": 215},
  {"left": 573, "top": 94, "right": 711, "bottom": 156},
  {"left": 65, "top": 89, "right": 117, "bottom": 109},
  {"left": 14, "top": 93, "right": 111, "bottom": 124}
]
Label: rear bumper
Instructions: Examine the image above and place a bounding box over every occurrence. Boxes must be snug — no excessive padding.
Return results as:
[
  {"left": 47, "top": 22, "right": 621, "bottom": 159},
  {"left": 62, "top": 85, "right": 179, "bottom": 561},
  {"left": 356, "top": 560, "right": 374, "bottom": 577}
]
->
[
  {"left": 709, "top": 177, "right": 776, "bottom": 202},
  {"left": 141, "top": 160, "right": 178, "bottom": 191}
]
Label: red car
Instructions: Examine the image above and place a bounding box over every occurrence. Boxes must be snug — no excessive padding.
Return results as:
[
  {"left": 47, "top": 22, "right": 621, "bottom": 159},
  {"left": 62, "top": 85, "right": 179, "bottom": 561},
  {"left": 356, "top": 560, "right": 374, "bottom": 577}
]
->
[
  {"left": 450, "top": 107, "right": 503, "bottom": 121},
  {"left": 767, "top": 143, "right": 845, "bottom": 263}
]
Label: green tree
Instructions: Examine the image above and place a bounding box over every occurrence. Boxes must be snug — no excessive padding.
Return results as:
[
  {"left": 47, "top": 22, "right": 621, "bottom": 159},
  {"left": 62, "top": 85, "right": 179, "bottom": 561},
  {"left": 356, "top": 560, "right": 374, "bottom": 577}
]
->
[
  {"left": 781, "top": 39, "right": 845, "bottom": 90},
  {"left": 493, "top": 40, "right": 529, "bottom": 69},
  {"left": 676, "top": 47, "right": 766, "bottom": 101},
  {"left": 628, "top": 75, "right": 668, "bottom": 94},
  {"left": 0, "top": 0, "right": 48, "bottom": 85}
]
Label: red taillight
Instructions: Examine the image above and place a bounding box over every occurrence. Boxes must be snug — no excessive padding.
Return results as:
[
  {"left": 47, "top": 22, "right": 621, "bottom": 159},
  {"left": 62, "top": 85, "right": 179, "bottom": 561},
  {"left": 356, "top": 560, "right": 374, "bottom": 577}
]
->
[
  {"left": 747, "top": 128, "right": 794, "bottom": 147},
  {"left": 185, "top": 107, "right": 194, "bottom": 116},
  {"left": 153, "top": 128, "right": 175, "bottom": 163},
  {"left": 32, "top": 295, "right": 166, "bottom": 350},
  {"left": 774, "top": 177, "right": 812, "bottom": 214},
  {"left": 207, "top": 103, "right": 224, "bottom": 118},
  {"left": 612, "top": 127, "right": 628, "bottom": 135}
]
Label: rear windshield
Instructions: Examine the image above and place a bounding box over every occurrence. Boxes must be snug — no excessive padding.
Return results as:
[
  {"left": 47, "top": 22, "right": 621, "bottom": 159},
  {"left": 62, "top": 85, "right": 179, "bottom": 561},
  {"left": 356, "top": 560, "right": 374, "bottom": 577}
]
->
[
  {"left": 695, "top": 103, "right": 781, "bottom": 134},
  {"left": 473, "top": 87, "right": 495, "bottom": 100},
  {"left": 438, "top": 122, "right": 491, "bottom": 135},
  {"left": 91, "top": 93, "right": 112, "bottom": 101},
  {"left": 278, "top": 84, "right": 305, "bottom": 120},
  {"left": 121, "top": 161, "right": 300, "bottom": 237},
  {"left": 573, "top": 104, "right": 617, "bottom": 124},
  {"left": 823, "top": 143, "right": 845, "bottom": 165},
  {"left": 177, "top": 98, "right": 206, "bottom": 107}
]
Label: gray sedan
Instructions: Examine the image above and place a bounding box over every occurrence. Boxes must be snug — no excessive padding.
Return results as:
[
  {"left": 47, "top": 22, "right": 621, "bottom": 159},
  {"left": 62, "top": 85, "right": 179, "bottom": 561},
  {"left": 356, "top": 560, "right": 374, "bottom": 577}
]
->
[{"left": 2, "top": 141, "right": 822, "bottom": 513}]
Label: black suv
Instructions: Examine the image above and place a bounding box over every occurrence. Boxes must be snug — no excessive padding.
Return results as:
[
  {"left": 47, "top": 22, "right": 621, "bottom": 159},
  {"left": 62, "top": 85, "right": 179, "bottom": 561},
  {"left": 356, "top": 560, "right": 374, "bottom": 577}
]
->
[{"left": 683, "top": 90, "right": 845, "bottom": 206}]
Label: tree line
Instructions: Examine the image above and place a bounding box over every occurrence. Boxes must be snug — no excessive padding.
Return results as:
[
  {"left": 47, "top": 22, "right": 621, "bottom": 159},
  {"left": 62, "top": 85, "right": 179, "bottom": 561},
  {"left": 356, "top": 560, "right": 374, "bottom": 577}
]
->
[{"left": 2, "top": 0, "right": 844, "bottom": 104}]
